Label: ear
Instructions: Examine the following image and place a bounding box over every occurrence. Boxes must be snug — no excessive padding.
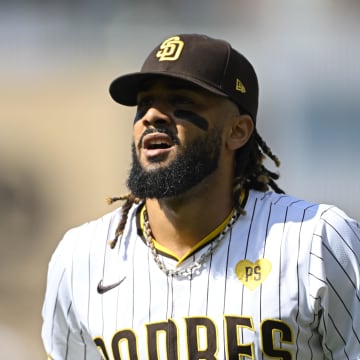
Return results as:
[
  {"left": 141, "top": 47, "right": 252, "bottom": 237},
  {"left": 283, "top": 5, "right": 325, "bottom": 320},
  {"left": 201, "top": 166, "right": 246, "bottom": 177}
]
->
[{"left": 226, "top": 114, "right": 254, "bottom": 151}]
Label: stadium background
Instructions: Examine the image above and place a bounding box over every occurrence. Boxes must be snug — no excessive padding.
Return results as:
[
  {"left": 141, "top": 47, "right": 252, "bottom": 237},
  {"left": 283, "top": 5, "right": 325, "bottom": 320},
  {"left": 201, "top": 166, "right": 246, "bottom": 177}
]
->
[{"left": 1, "top": 1, "right": 359, "bottom": 357}]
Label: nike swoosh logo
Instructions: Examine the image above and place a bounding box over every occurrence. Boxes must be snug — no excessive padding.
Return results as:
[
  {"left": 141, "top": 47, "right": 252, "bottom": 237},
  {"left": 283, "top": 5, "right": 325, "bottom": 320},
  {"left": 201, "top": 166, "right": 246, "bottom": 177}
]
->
[{"left": 97, "top": 276, "right": 126, "bottom": 294}]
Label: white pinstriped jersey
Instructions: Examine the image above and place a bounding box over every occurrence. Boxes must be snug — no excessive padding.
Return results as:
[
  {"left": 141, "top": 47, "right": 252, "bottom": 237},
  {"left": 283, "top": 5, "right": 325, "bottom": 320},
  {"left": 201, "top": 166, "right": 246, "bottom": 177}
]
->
[{"left": 41, "top": 190, "right": 360, "bottom": 359}]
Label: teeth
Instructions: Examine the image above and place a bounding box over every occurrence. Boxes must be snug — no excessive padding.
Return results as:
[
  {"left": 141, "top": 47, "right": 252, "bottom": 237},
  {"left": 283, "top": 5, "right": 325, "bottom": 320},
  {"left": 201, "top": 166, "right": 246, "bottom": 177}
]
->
[
  {"left": 148, "top": 141, "right": 170, "bottom": 149},
  {"left": 143, "top": 133, "right": 173, "bottom": 150}
]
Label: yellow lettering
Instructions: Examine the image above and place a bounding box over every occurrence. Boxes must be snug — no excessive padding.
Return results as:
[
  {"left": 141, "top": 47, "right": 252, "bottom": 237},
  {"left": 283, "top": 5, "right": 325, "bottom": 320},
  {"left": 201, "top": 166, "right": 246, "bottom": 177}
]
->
[
  {"left": 94, "top": 316, "right": 295, "bottom": 359},
  {"left": 146, "top": 319, "right": 178, "bottom": 360},
  {"left": 261, "top": 319, "right": 293, "bottom": 359},
  {"left": 185, "top": 317, "right": 218, "bottom": 359},
  {"left": 224, "top": 315, "right": 255, "bottom": 359}
]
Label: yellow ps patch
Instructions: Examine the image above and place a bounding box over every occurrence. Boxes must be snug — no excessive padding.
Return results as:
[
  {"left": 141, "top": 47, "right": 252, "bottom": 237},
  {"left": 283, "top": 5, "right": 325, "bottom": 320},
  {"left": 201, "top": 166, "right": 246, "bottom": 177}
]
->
[{"left": 235, "top": 259, "right": 272, "bottom": 290}]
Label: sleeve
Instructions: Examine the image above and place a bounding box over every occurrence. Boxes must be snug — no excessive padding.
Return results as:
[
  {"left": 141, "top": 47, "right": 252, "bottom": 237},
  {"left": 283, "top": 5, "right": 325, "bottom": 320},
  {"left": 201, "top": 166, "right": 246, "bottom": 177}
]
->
[
  {"left": 309, "top": 206, "right": 360, "bottom": 359},
  {"left": 41, "top": 232, "right": 103, "bottom": 360}
]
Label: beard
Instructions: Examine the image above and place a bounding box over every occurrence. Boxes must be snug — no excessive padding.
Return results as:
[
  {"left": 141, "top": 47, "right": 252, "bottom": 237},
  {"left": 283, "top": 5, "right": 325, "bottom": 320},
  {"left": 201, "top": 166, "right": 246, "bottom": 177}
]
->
[{"left": 127, "top": 126, "right": 222, "bottom": 199}]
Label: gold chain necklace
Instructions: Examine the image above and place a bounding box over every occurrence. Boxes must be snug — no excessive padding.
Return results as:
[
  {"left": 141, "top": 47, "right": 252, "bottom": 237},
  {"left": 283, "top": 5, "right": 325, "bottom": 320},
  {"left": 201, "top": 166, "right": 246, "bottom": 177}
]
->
[{"left": 142, "top": 209, "right": 238, "bottom": 279}]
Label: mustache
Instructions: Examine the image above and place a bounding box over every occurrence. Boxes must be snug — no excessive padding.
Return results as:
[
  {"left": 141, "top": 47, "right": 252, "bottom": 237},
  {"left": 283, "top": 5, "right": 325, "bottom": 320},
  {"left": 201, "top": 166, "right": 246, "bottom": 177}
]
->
[{"left": 137, "top": 127, "right": 180, "bottom": 149}]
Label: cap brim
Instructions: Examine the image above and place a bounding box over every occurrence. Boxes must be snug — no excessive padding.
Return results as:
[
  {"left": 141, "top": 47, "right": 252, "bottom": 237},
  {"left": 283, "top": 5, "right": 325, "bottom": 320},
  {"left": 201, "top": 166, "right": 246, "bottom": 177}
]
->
[{"left": 109, "top": 72, "right": 228, "bottom": 106}]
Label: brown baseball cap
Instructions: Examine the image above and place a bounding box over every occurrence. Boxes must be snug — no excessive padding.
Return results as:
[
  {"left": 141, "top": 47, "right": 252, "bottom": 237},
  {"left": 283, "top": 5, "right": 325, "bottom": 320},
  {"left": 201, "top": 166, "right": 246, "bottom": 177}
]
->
[{"left": 109, "top": 34, "right": 259, "bottom": 122}]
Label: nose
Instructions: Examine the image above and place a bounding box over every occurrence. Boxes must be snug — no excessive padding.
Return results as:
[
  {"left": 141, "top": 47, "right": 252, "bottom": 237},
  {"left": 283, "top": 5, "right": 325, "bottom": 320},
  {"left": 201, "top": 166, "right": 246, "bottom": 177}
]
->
[{"left": 139, "top": 105, "right": 172, "bottom": 128}]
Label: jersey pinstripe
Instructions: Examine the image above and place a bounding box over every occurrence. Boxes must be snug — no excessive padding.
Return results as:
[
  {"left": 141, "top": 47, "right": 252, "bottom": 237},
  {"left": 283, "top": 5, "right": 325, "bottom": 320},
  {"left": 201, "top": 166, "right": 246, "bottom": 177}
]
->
[{"left": 41, "top": 190, "right": 360, "bottom": 359}]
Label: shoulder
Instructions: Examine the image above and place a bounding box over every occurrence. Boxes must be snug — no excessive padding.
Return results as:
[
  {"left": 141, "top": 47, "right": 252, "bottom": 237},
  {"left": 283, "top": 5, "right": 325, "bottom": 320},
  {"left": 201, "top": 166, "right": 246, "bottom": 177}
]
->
[
  {"left": 244, "top": 190, "right": 360, "bottom": 242},
  {"left": 247, "top": 189, "right": 318, "bottom": 209},
  {"left": 65, "top": 207, "right": 122, "bottom": 238},
  {"left": 59, "top": 207, "right": 122, "bottom": 251},
  {"left": 50, "top": 203, "right": 141, "bottom": 265},
  {"left": 246, "top": 189, "right": 359, "bottom": 242},
  {"left": 246, "top": 189, "right": 343, "bottom": 221}
]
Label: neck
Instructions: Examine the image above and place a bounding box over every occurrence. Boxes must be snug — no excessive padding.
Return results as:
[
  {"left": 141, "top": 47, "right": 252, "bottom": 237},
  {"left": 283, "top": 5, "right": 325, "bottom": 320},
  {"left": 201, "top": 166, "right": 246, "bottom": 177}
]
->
[{"left": 144, "top": 180, "right": 234, "bottom": 258}]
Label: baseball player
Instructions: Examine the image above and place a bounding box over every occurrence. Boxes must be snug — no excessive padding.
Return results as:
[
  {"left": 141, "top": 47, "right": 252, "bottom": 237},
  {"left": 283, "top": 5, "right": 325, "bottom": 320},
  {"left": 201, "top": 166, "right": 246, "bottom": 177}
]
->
[{"left": 42, "top": 34, "right": 360, "bottom": 359}]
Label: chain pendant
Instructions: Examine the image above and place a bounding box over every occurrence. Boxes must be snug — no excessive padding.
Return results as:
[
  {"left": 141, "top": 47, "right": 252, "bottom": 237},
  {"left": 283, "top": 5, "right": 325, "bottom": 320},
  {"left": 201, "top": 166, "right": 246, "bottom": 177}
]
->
[{"left": 143, "top": 209, "right": 238, "bottom": 279}]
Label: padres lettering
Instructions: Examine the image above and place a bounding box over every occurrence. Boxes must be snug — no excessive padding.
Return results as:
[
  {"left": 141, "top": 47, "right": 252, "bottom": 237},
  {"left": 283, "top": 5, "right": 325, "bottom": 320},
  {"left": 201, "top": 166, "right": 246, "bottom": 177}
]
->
[
  {"left": 94, "top": 316, "right": 293, "bottom": 359},
  {"left": 156, "top": 36, "right": 184, "bottom": 61}
]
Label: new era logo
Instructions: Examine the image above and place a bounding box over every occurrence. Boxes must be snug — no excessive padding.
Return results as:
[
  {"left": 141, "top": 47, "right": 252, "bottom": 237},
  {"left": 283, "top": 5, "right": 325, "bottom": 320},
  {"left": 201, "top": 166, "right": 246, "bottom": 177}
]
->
[{"left": 236, "top": 79, "right": 247, "bottom": 93}]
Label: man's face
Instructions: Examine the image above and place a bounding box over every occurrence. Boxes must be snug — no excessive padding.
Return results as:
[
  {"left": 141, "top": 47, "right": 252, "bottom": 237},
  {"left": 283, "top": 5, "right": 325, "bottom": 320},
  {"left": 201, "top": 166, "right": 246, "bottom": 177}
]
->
[{"left": 126, "top": 78, "right": 237, "bottom": 199}]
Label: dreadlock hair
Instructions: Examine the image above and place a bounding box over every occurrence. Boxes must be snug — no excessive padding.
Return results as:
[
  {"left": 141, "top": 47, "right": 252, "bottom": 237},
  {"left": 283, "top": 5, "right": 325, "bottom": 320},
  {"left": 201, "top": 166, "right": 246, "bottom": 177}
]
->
[
  {"left": 232, "top": 129, "right": 284, "bottom": 215},
  {"left": 107, "top": 128, "right": 284, "bottom": 249},
  {"left": 107, "top": 194, "right": 141, "bottom": 248}
]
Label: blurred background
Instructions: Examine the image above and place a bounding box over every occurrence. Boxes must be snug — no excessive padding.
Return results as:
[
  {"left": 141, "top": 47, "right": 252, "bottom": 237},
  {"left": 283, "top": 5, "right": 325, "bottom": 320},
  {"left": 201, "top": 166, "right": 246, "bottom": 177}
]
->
[{"left": 1, "top": 0, "right": 359, "bottom": 357}]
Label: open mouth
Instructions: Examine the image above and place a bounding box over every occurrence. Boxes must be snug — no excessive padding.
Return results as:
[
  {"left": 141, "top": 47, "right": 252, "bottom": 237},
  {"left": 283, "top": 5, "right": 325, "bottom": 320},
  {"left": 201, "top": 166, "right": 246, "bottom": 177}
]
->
[
  {"left": 143, "top": 133, "right": 174, "bottom": 150},
  {"left": 147, "top": 142, "right": 171, "bottom": 150}
]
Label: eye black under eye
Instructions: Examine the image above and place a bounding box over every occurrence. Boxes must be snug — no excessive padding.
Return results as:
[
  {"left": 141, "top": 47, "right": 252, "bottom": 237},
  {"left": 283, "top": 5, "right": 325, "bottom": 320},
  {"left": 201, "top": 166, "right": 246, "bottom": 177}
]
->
[{"left": 174, "top": 110, "right": 209, "bottom": 131}]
